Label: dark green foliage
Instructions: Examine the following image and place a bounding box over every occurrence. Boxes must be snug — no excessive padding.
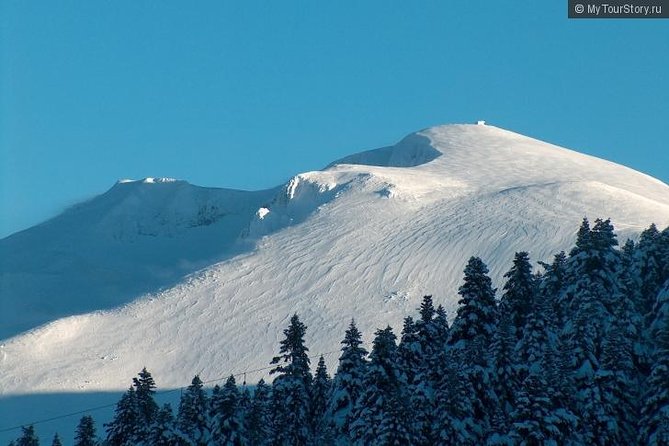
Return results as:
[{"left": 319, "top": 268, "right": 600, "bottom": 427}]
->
[
  {"left": 74, "top": 416, "right": 98, "bottom": 446},
  {"left": 270, "top": 314, "right": 312, "bottom": 446},
  {"left": 311, "top": 356, "right": 332, "bottom": 444},
  {"left": 147, "top": 404, "right": 179, "bottom": 446},
  {"left": 16, "top": 426, "right": 39, "bottom": 446},
  {"left": 327, "top": 319, "right": 368, "bottom": 444},
  {"left": 490, "top": 313, "right": 518, "bottom": 418},
  {"left": 245, "top": 379, "right": 272, "bottom": 446},
  {"left": 449, "top": 256, "right": 498, "bottom": 351},
  {"left": 508, "top": 372, "right": 562, "bottom": 445},
  {"left": 210, "top": 375, "right": 246, "bottom": 445},
  {"left": 50, "top": 434, "right": 62, "bottom": 446},
  {"left": 350, "top": 326, "right": 413, "bottom": 445},
  {"left": 105, "top": 387, "right": 140, "bottom": 446},
  {"left": 177, "top": 375, "right": 209, "bottom": 446},
  {"left": 500, "top": 252, "right": 536, "bottom": 339},
  {"left": 640, "top": 282, "right": 669, "bottom": 445}
]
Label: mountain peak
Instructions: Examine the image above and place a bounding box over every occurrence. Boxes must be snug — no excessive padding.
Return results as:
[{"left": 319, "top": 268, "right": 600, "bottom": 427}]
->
[{"left": 115, "top": 177, "right": 186, "bottom": 186}]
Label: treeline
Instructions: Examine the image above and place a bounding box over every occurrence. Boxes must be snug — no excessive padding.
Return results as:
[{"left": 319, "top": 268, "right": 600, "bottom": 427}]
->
[{"left": 9, "top": 218, "right": 669, "bottom": 445}]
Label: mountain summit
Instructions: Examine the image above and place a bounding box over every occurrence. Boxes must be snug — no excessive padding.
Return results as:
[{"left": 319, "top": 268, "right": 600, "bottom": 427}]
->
[{"left": 1, "top": 123, "right": 669, "bottom": 399}]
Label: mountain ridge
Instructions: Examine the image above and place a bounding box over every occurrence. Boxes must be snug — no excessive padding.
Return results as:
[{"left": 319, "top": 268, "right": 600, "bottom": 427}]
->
[{"left": 1, "top": 123, "right": 669, "bottom": 399}]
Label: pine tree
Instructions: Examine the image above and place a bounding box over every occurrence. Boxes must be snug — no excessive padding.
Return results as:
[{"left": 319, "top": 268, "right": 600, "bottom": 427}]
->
[
  {"left": 640, "top": 281, "right": 669, "bottom": 445},
  {"left": 146, "top": 403, "right": 179, "bottom": 446},
  {"left": 490, "top": 312, "right": 518, "bottom": 418},
  {"left": 245, "top": 379, "right": 271, "bottom": 446},
  {"left": 50, "top": 434, "right": 63, "bottom": 446},
  {"left": 397, "top": 316, "right": 421, "bottom": 386},
  {"left": 16, "top": 426, "right": 39, "bottom": 446},
  {"left": 105, "top": 387, "right": 140, "bottom": 446},
  {"left": 448, "top": 257, "right": 498, "bottom": 437},
  {"left": 596, "top": 314, "right": 639, "bottom": 445},
  {"left": 269, "top": 313, "right": 312, "bottom": 446},
  {"left": 74, "top": 415, "right": 98, "bottom": 446},
  {"left": 538, "top": 251, "right": 567, "bottom": 326},
  {"left": 499, "top": 252, "right": 535, "bottom": 339},
  {"left": 449, "top": 256, "right": 498, "bottom": 350},
  {"left": 327, "top": 320, "right": 368, "bottom": 445},
  {"left": 132, "top": 367, "right": 159, "bottom": 443},
  {"left": 398, "top": 313, "right": 433, "bottom": 445},
  {"left": 433, "top": 305, "right": 450, "bottom": 349},
  {"left": 210, "top": 375, "right": 246, "bottom": 445},
  {"left": 516, "top": 295, "right": 550, "bottom": 379},
  {"left": 311, "top": 356, "right": 333, "bottom": 444},
  {"left": 634, "top": 224, "right": 665, "bottom": 315},
  {"left": 177, "top": 375, "right": 210, "bottom": 446},
  {"left": 349, "top": 326, "right": 413, "bottom": 445},
  {"left": 434, "top": 349, "right": 477, "bottom": 445},
  {"left": 508, "top": 372, "right": 562, "bottom": 446}
]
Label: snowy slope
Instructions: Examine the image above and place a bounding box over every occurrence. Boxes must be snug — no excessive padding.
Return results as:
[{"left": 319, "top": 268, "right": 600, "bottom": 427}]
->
[
  {"left": 2, "top": 124, "right": 669, "bottom": 441},
  {"left": 0, "top": 178, "right": 276, "bottom": 338}
]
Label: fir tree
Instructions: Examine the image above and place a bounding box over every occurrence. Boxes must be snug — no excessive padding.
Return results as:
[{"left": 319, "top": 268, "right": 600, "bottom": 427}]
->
[
  {"left": 449, "top": 256, "right": 498, "bottom": 350},
  {"left": 74, "top": 415, "right": 98, "bottom": 446},
  {"left": 327, "top": 320, "right": 368, "bottom": 445},
  {"left": 448, "top": 257, "right": 498, "bottom": 437},
  {"left": 499, "top": 252, "right": 536, "bottom": 339},
  {"left": 490, "top": 312, "right": 518, "bottom": 418},
  {"left": 397, "top": 316, "right": 422, "bottom": 386},
  {"left": 177, "top": 375, "right": 210, "bottom": 446},
  {"left": 16, "top": 426, "right": 39, "bottom": 446},
  {"left": 596, "top": 315, "right": 639, "bottom": 445},
  {"left": 105, "top": 387, "right": 140, "bottom": 446},
  {"left": 640, "top": 282, "right": 669, "bottom": 445},
  {"left": 269, "top": 314, "right": 312, "bottom": 446},
  {"left": 516, "top": 294, "right": 550, "bottom": 379},
  {"left": 50, "top": 434, "right": 62, "bottom": 446},
  {"left": 508, "top": 372, "right": 562, "bottom": 446},
  {"left": 538, "top": 251, "right": 567, "bottom": 326},
  {"left": 433, "top": 305, "right": 450, "bottom": 349},
  {"left": 146, "top": 404, "right": 179, "bottom": 446},
  {"left": 434, "top": 349, "right": 477, "bottom": 445},
  {"left": 132, "top": 367, "right": 159, "bottom": 443},
  {"left": 349, "top": 326, "right": 412, "bottom": 445},
  {"left": 634, "top": 224, "right": 666, "bottom": 315},
  {"left": 310, "top": 355, "right": 332, "bottom": 442},
  {"left": 245, "top": 379, "right": 271, "bottom": 446},
  {"left": 210, "top": 375, "right": 246, "bottom": 446}
]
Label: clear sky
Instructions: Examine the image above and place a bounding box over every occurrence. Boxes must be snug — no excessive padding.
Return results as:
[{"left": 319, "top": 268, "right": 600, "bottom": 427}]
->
[{"left": 1, "top": 1, "right": 668, "bottom": 238}]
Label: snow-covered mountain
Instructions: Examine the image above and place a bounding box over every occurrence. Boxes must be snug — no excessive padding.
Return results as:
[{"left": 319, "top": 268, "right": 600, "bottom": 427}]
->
[{"left": 1, "top": 123, "right": 669, "bottom": 439}]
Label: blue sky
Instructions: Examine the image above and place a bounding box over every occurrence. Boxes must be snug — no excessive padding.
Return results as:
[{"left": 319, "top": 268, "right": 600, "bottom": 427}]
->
[{"left": 1, "top": 1, "right": 668, "bottom": 238}]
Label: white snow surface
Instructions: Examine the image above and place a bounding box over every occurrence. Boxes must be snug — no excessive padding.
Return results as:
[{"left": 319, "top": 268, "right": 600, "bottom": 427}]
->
[{"left": 1, "top": 124, "right": 669, "bottom": 441}]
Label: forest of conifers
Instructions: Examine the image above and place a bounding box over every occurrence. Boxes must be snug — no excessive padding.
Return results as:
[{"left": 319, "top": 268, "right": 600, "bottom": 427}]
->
[{"left": 11, "top": 218, "right": 669, "bottom": 446}]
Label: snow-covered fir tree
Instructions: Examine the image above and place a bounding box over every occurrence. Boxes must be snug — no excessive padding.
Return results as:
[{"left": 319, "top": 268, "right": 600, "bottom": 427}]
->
[
  {"left": 640, "top": 281, "right": 669, "bottom": 445},
  {"left": 269, "top": 313, "right": 312, "bottom": 446},
  {"left": 326, "top": 319, "right": 368, "bottom": 446},
  {"left": 105, "top": 387, "right": 140, "bottom": 446},
  {"left": 132, "top": 367, "right": 159, "bottom": 443},
  {"left": 349, "top": 326, "right": 413, "bottom": 445},
  {"left": 50, "top": 433, "right": 63, "bottom": 446},
  {"left": 146, "top": 403, "right": 179, "bottom": 446},
  {"left": 244, "top": 379, "right": 272, "bottom": 446},
  {"left": 74, "top": 415, "right": 98, "bottom": 446},
  {"left": 94, "top": 219, "right": 669, "bottom": 446},
  {"left": 499, "top": 252, "right": 536, "bottom": 340},
  {"left": 310, "top": 355, "right": 332, "bottom": 443},
  {"left": 210, "top": 375, "right": 246, "bottom": 446},
  {"left": 16, "top": 426, "right": 39, "bottom": 446},
  {"left": 448, "top": 256, "right": 498, "bottom": 439},
  {"left": 177, "top": 375, "right": 210, "bottom": 446}
]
